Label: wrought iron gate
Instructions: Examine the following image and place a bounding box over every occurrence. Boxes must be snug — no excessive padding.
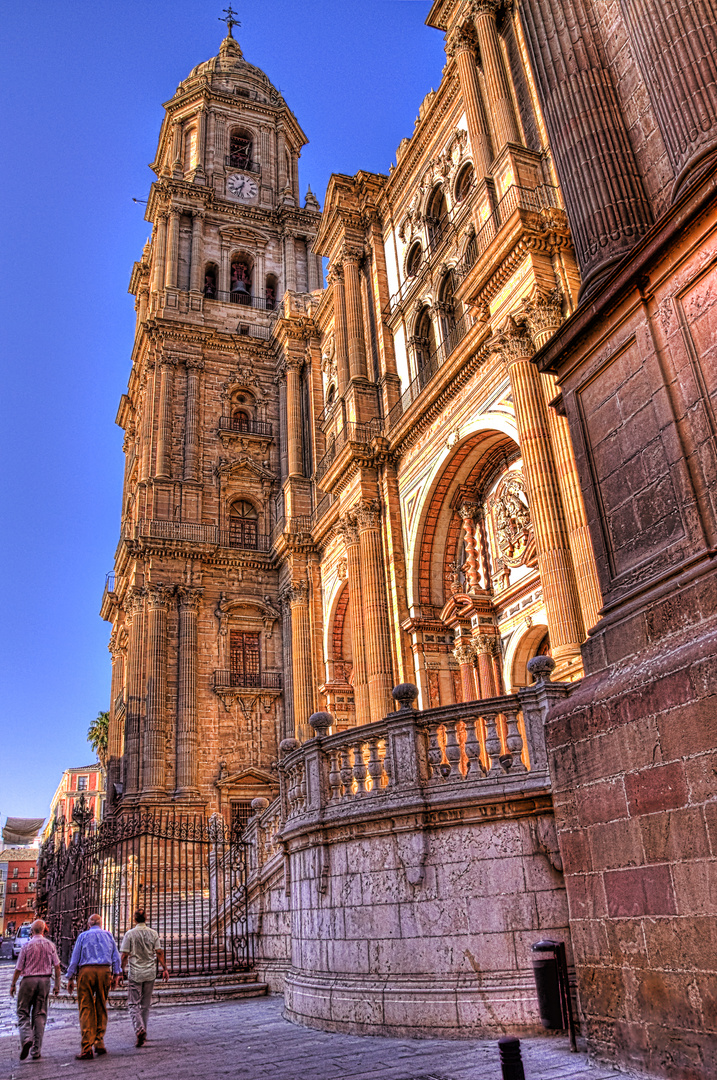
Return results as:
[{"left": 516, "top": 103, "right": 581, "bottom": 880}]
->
[{"left": 37, "top": 805, "right": 251, "bottom": 974}]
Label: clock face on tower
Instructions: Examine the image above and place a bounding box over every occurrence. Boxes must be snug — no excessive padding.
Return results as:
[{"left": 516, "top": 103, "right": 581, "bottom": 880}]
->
[{"left": 227, "top": 173, "right": 258, "bottom": 201}]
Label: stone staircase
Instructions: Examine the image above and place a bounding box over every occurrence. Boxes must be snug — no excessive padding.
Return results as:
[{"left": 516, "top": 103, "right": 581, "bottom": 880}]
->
[{"left": 52, "top": 970, "right": 268, "bottom": 1011}]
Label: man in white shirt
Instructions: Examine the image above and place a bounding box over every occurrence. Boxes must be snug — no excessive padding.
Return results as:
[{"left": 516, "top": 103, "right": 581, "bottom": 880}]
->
[{"left": 119, "top": 910, "right": 169, "bottom": 1047}]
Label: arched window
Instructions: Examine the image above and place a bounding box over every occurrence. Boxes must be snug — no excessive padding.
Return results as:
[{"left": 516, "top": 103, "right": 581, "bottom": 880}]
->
[
  {"left": 438, "top": 271, "right": 458, "bottom": 350},
  {"left": 326, "top": 384, "right": 336, "bottom": 407},
  {"left": 229, "top": 129, "right": 253, "bottom": 170},
  {"left": 413, "top": 307, "right": 437, "bottom": 385},
  {"left": 230, "top": 255, "right": 252, "bottom": 304},
  {"left": 231, "top": 409, "right": 250, "bottom": 431},
  {"left": 228, "top": 500, "right": 258, "bottom": 549},
  {"left": 203, "top": 263, "right": 218, "bottom": 298},
  {"left": 455, "top": 163, "right": 475, "bottom": 203},
  {"left": 406, "top": 242, "right": 423, "bottom": 278},
  {"left": 427, "top": 187, "right": 448, "bottom": 249},
  {"left": 265, "top": 274, "right": 278, "bottom": 310}
]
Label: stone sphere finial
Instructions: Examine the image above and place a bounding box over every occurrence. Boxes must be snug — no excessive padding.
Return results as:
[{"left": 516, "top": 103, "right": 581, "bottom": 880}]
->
[
  {"left": 251, "top": 797, "right": 270, "bottom": 814},
  {"left": 309, "top": 711, "right": 334, "bottom": 736},
  {"left": 527, "top": 655, "right": 556, "bottom": 684},
  {"left": 393, "top": 683, "right": 419, "bottom": 711},
  {"left": 279, "top": 737, "right": 301, "bottom": 757}
]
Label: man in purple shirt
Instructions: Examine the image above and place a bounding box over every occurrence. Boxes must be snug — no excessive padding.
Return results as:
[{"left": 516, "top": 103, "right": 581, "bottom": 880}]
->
[
  {"left": 10, "top": 920, "right": 61, "bottom": 1060},
  {"left": 66, "top": 914, "right": 122, "bottom": 1060}
]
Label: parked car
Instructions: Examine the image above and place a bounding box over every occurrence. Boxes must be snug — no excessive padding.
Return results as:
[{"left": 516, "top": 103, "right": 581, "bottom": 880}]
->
[{"left": 12, "top": 923, "right": 32, "bottom": 958}]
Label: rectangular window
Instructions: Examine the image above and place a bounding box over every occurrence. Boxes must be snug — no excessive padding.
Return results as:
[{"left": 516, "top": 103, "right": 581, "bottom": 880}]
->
[
  {"left": 229, "top": 631, "right": 261, "bottom": 687},
  {"left": 27, "top": 882, "right": 35, "bottom": 891},
  {"left": 9, "top": 898, "right": 16, "bottom": 910},
  {"left": 10, "top": 883, "right": 18, "bottom": 893},
  {"left": 12, "top": 868, "right": 18, "bottom": 879},
  {"left": 230, "top": 800, "right": 253, "bottom": 834},
  {"left": 77, "top": 775, "right": 88, "bottom": 791},
  {"left": 29, "top": 867, "right": 34, "bottom": 878}
]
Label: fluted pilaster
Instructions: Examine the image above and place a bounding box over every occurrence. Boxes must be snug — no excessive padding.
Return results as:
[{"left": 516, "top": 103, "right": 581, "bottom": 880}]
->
[
  {"left": 190, "top": 210, "right": 204, "bottom": 292},
  {"left": 285, "top": 356, "right": 304, "bottom": 476},
  {"left": 155, "top": 360, "right": 175, "bottom": 479},
  {"left": 343, "top": 251, "right": 368, "bottom": 381},
  {"left": 288, "top": 580, "right": 313, "bottom": 739},
  {"left": 470, "top": 0, "right": 522, "bottom": 151},
  {"left": 152, "top": 212, "right": 168, "bottom": 293},
  {"left": 139, "top": 364, "right": 155, "bottom": 483},
  {"left": 183, "top": 359, "right": 203, "bottom": 482},
  {"left": 143, "top": 584, "right": 173, "bottom": 794},
  {"left": 284, "top": 233, "right": 297, "bottom": 292},
  {"left": 176, "top": 587, "right": 203, "bottom": 795},
  {"left": 123, "top": 590, "right": 145, "bottom": 796},
  {"left": 329, "top": 265, "right": 350, "bottom": 392},
  {"left": 165, "top": 210, "right": 180, "bottom": 289},
  {"left": 107, "top": 634, "right": 125, "bottom": 799},
  {"left": 340, "top": 517, "right": 370, "bottom": 726},
  {"left": 355, "top": 501, "right": 394, "bottom": 721},
  {"left": 495, "top": 324, "right": 584, "bottom": 660},
  {"left": 446, "top": 26, "right": 494, "bottom": 176}
]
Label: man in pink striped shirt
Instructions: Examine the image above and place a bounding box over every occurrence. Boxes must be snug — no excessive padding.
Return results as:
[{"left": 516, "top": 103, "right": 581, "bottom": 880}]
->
[{"left": 10, "top": 921, "right": 61, "bottom": 1061}]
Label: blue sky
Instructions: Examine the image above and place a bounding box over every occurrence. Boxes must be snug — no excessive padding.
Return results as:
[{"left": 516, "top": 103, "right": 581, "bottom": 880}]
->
[{"left": 0, "top": 2, "right": 446, "bottom": 820}]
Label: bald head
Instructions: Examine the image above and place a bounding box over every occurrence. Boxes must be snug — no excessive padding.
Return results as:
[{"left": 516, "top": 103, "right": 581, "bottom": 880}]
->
[
  {"left": 88, "top": 914, "right": 102, "bottom": 928},
  {"left": 31, "top": 919, "right": 45, "bottom": 936}
]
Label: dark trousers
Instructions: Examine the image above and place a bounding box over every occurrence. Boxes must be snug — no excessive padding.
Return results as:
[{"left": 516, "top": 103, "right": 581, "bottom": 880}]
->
[
  {"left": 17, "top": 976, "right": 50, "bottom": 1055},
  {"left": 76, "top": 964, "right": 112, "bottom": 1053}
]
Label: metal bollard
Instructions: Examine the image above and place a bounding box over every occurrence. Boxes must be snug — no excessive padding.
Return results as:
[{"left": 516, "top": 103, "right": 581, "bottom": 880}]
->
[{"left": 498, "top": 1036, "right": 526, "bottom": 1080}]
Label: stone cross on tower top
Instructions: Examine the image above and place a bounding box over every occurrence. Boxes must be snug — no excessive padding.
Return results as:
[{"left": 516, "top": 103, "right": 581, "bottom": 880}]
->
[{"left": 219, "top": 4, "right": 241, "bottom": 38}]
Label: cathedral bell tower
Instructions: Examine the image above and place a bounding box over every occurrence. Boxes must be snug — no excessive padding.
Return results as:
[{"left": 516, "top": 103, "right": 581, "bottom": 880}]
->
[{"left": 101, "top": 20, "right": 322, "bottom": 818}]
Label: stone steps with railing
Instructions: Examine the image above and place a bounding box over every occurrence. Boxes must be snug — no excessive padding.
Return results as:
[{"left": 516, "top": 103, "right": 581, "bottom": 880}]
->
[{"left": 51, "top": 969, "right": 268, "bottom": 1011}]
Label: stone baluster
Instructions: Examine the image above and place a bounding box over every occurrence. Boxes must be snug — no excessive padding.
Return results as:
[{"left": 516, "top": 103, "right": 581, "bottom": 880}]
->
[
  {"left": 355, "top": 501, "right": 394, "bottom": 722},
  {"left": 123, "top": 590, "right": 145, "bottom": 796},
  {"left": 328, "top": 749, "right": 342, "bottom": 801},
  {"left": 152, "top": 212, "right": 168, "bottom": 293},
  {"left": 339, "top": 516, "right": 371, "bottom": 726},
  {"left": 453, "top": 641, "right": 477, "bottom": 702},
  {"left": 445, "top": 25, "right": 494, "bottom": 176},
  {"left": 521, "top": 290, "right": 602, "bottom": 633},
  {"left": 495, "top": 323, "right": 584, "bottom": 664},
  {"left": 189, "top": 210, "right": 204, "bottom": 293},
  {"left": 367, "top": 739, "right": 384, "bottom": 792},
  {"left": 164, "top": 209, "right": 180, "bottom": 289},
  {"left": 426, "top": 724, "right": 444, "bottom": 780},
  {"left": 352, "top": 743, "right": 368, "bottom": 795},
  {"left": 618, "top": 0, "right": 717, "bottom": 196},
  {"left": 339, "top": 747, "right": 354, "bottom": 798},
  {"left": 342, "top": 248, "right": 368, "bottom": 381},
  {"left": 176, "top": 586, "right": 203, "bottom": 795},
  {"left": 474, "top": 634, "right": 500, "bottom": 698},
  {"left": 463, "top": 717, "right": 484, "bottom": 777},
  {"left": 503, "top": 707, "right": 527, "bottom": 773},
  {"left": 518, "top": 0, "right": 653, "bottom": 294},
  {"left": 482, "top": 709, "right": 504, "bottom": 777},
  {"left": 443, "top": 722, "right": 463, "bottom": 778},
  {"left": 469, "top": 0, "right": 522, "bottom": 151},
  {"left": 288, "top": 580, "right": 313, "bottom": 739},
  {"left": 329, "top": 263, "right": 350, "bottom": 393},
  {"left": 155, "top": 358, "right": 175, "bottom": 479},
  {"left": 183, "top": 358, "right": 203, "bottom": 483},
  {"left": 143, "top": 584, "right": 173, "bottom": 794}
]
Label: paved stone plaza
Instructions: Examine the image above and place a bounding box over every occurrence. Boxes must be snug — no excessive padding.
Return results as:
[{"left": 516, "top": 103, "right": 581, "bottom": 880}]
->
[{"left": 0, "top": 964, "right": 629, "bottom": 1080}]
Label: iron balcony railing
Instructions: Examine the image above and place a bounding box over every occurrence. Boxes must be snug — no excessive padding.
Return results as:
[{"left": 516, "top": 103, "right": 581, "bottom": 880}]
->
[
  {"left": 271, "top": 515, "right": 313, "bottom": 543},
  {"left": 218, "top": 417, "right": 273, "bottom": 437},
  {"left": 213, "top": 670, "right": 282, "bottom": 690},
  {"left": 131, "top": 520, "right": 270, "bottom": 552},
  {"left": 388, "top": 309, "right": 474, "bottom": 429},
  {"left": 104, "top": 572, "right": 116, "bottom": 595},
  {"left": 311, "top": 491, "right": 337, "bottom": 527},
  {"left": 315, "top": 419, "right": 384, "bottom": 483},
  {"left": 224, "top": 155, "right": 262, "bottom": 173},
  {"left": 207, "top": 292, "right": 276, "bottom": 310},
  {"left": 456, "top": 183, "right": 561, "bottom": 281}
]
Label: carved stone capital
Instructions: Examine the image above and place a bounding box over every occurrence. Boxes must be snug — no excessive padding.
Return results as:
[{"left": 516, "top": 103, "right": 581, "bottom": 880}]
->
[
  {"left": 453, "top": 641, "right": 476, "bottom": 665},
  {"left": 473, "top": 632, "right": 497, "bottom": 655},
  {"left": 341, "top": 243, "right": 364, "bottom": 264},
  {"left": 338, "top": 515, "right": 360, "bottom": 547},
  {"left": 147, "top": 583, "right": 175, "bottom": 611},
  {"left": 191, "top": 208, "right": 206, "bottom": 221},
  {"left": 177, "top": 586, "right": 204, "bottom": 612},
  {"left": 327, "top": 264, "right": 344, "bottom": 287},
  {"left": 470, "top": 0, "right": 500, "bottom": 19},
  {"left": 288, "top": 579, "right": 309, "bottom": 608},
  {"left": 285, "top": 353, "right": 305, "bottom": 373},
  {"left": 354, "top": 499, "right": 381, "bottom": 532},
  {"left": 186, "top": 357, "right": 205, "bottom": 371},
  {"left": 458, "top": 501, "right": 480, "bottom": 522},
  {"left": 519, "top": 288, "right": 564, "bottom": 349},
  {"left": 126, "top": 588, "right": 146, "bottom": 620},
  {"left": 491, "top": 318, "right": 534, "bottom": 366},
  {"left": 445, "top": 25, "right": 475, "bottom": 58}
]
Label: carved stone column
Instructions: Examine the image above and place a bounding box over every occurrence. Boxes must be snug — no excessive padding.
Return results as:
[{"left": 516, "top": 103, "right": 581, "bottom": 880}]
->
[
  {"left": 458, "top": 501, "right": 483, "bottom": 591},
  {"left": 152, "top": 212, "right": 168, "bottom": 293},
  {"left": 183, "top": 359, "right": 203, "bottom": 482},
  {"left": 342, "top": 250, "right": 368, "bottom": 381},
  {"left": 469, "top": 0, "right": 521, "bottom": 151},
  {"left": 220, "top": 245, "right": 230, "bottom": 295},
  {"left": 618, "top": 0, "right": 717, "bottom": 195},
  {"left": 519, "top": 0, "right": 653, "bottom": 294},
  {"left": 521, "top": 291, "right": 602, "bottom": 632},
  {"left": 355, "top": 501, "right": 394, "bottom": 721},
  {"left": 339, "top": 518, "right": 370, "bottom": 726},
  {"left": 143, "top": 584, "right": 173, "bottom": 794},
  {"left": 123, "top": 590, "right": 145, "bottom": 797},
  {"left": 171, "top": 122, "right": 183, "bottom": 174},
  {"left": 329, "top": 264, "right": 350, "bottom": 393},
  {"left": 453, "top": 641, "right": 477, "bottom": 702},
  {"left": 307, "top": 245, "right": 319, "bottom": 291},
  {"left": 107, "top": 632, "right": 126, "bottom": 799},
  {"left": 285, "top": 355, "right": 304, "bottom": 477},
  {"left": 446, "top": 26, "right": 493, "bottom": 177},
  {"left": 189, "top": 210, "right": 204, "bottom": 292},
  {"left": 288, "top": 580, "right": 313, "bottom": 739},
  {"left": 473, "top": 633, "right": 500, "bottom": 698},
  {"left": 164, "top": 209, "right": 180, "bottom": 289},
  {"left": 284, "top": 232, "right": 297, "bottom": 292},
  {"left": 496, "top": 324, "right": 584, "bottom": 663},
  {"left": 176, "top": 587, "right": 203, "bottom": 795},
  {"left": 139, "top": 363, "right": 155, "bottom": 484},
  {"left": 155, "top": 359, "right": 175, "bottom": 479}
]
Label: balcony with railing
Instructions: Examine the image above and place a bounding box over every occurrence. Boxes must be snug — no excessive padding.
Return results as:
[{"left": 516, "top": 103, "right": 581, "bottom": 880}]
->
[
  {"left": 218, "top": 417, "right": 273, "bottom": 437},
  {"left": 128, "top": 520, "right": 271, "bottom": 552},
  {"left": 456, "top": 183, "right": 561, "bottom": 284},
  {"left": 213, "top": 670, "right": 282, "bottom": 690},
  {"left": 224, "top": 155, "right": 262, "bottom": 174},
  {"left": 314, "top": 418, "right": 384, "bottom": 484},
  {"left": 205, "top": 292, "right": 276, "bottom": 310},
  {"left": 388, "top": 309, "right": 474, "bottom": 430}
]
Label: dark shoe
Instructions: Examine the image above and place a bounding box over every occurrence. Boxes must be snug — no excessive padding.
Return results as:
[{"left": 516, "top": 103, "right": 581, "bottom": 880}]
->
[
  {"left": 136, "top": 1029, "right": 146, "bottom": 1047},
  {"left": 76, "top": 1050, "right": 94, "bottom": 1060},
  {"left": 95, "top": 1046, "right": 108, "bottom": 1056},
  {"left": 30, "top": 1054, "right": 41, "bottom": 1060},
  {"left": 20, "top": 1041, "right": 33, "bottom": 1060}
]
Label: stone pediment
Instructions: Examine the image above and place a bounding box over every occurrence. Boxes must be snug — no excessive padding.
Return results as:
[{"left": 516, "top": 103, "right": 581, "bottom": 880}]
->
[
  {"left": 216, "top": 455, "right": 276, "bottom": 482},
  {"left": 216, "top": 766, "right": 276, "bottom": 791}
]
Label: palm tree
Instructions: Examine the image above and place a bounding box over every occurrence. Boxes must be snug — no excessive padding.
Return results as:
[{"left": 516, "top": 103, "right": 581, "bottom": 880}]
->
[{"left": 87, "top": 710, "right": 109, "bottom": 768}]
